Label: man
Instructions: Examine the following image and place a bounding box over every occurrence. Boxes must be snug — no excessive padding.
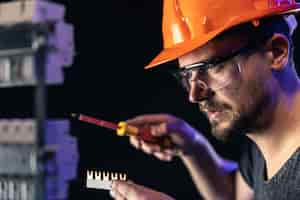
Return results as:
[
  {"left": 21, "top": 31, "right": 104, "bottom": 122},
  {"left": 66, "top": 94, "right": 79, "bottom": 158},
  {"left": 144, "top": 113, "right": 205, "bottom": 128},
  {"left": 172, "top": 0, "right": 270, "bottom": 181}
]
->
[{"left": 110, "top": 0, "right": 300, "bottom": 199}]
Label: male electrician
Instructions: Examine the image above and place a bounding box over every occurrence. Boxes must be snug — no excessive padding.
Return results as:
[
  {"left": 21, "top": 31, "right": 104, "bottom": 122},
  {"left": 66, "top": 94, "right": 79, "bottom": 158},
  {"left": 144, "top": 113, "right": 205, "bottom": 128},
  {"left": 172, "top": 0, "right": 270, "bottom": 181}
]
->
[{"left": 109, "top": 0, "right": 300, "bottom": 199}]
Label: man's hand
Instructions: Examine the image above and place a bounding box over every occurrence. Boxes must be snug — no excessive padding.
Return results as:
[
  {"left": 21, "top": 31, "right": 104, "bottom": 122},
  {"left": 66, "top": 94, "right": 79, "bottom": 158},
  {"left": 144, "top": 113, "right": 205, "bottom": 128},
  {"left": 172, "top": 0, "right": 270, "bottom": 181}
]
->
[
  {"left": 110, "top": 180, "right": 175, "bottom": 200},
  {"left": 127, "top": 113, "right": 206, "bottom": 161}
]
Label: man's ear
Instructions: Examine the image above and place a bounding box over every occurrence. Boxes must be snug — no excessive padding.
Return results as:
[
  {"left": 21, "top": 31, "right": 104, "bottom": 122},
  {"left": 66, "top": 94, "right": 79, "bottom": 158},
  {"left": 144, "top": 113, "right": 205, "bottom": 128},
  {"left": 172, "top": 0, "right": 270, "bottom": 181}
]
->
[{"left": 264, "top": 33, "right": 289, "bottom": 70}]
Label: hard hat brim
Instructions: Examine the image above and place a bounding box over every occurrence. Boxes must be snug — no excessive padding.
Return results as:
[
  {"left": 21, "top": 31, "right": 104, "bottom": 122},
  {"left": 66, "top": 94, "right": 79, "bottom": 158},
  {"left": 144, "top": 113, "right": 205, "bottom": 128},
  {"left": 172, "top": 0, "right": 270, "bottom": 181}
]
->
[{"left": 145, "top": 4, "right": 300, "bottom": 70}]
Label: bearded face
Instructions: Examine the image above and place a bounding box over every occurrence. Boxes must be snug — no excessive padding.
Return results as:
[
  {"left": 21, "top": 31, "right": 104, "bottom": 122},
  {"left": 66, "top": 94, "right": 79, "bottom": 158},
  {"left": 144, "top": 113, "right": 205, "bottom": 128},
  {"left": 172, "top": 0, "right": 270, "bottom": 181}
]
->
[
  {"left": 178, "top": 33, "right": 279, "bottom": 141},
  {"left": 199, "top": 53, "right": 277, "bottom": 141}
]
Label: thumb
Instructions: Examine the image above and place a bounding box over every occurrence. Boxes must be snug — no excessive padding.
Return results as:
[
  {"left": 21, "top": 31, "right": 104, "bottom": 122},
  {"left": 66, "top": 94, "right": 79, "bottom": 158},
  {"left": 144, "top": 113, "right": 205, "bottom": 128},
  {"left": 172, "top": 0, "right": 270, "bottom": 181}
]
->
[
  {"left": 150, "top": 119, "right": 186, "bottom": 137},
  {"left": 150, "top": 123, "right": 168, "bottom": 137}
]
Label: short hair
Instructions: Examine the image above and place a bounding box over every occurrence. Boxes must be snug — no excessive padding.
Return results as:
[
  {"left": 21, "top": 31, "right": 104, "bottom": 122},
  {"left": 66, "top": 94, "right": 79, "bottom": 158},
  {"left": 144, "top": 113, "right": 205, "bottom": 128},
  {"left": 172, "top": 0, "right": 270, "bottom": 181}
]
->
[{"left": 214, "top": 15, "right": 294, "bottom": 63}]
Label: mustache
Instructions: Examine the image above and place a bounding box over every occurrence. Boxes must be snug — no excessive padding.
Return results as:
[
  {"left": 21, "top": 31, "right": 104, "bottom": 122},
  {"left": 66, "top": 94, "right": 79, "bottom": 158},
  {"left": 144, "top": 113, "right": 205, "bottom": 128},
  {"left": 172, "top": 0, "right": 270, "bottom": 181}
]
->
[{"left": 199, "top": 100, "right": 231, "bottom": 113}]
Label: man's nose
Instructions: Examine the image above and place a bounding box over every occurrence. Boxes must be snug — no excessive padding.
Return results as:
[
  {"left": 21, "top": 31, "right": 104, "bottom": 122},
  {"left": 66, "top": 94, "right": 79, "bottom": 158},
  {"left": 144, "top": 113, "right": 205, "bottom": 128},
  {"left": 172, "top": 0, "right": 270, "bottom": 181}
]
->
[{"left": 188, "top": 80, "right": 212, "bottom": 103}]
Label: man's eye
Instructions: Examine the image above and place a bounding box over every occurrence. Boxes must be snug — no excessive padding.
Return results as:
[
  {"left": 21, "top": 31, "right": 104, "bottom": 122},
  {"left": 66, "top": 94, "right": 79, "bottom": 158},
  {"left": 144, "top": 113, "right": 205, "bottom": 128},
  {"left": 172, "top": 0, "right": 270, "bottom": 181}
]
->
[
  {"left": 181, "top": 70, "right": 189, "bottom": 77},
  {"left": 210, "top": 63, "right": 226, "bottom": 73},
  {"left": 195, "top": 68, "right": 207, "bottom": 76}
]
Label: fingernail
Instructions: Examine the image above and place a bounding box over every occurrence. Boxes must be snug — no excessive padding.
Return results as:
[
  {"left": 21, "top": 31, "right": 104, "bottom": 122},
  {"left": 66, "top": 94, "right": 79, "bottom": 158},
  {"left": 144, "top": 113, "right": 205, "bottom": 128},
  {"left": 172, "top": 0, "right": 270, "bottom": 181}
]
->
[
  {"left": 111, "top": 181, "right": 116, "bottom": 189},
  {"left": 150, "top": 126, "right": 157, "bottom": 136},
  {"left": 151, "top": 123, "right": 167, "bottom": 136},
  {"left": 109, "top": 189, "right": 116, "bottom": 198},
  {"left": 160, "top": 123, "right": 167, "bottom": 132},
  {"left": 166, "top": 156, "right": 172, "bottom": 161}
]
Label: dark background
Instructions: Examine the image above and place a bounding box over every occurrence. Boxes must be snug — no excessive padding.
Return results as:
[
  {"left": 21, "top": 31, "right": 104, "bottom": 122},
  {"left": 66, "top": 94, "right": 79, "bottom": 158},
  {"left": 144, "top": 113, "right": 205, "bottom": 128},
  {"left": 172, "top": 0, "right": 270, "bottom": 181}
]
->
[{"left": 1, "top": 0, "right": 300, "bottom": 199}]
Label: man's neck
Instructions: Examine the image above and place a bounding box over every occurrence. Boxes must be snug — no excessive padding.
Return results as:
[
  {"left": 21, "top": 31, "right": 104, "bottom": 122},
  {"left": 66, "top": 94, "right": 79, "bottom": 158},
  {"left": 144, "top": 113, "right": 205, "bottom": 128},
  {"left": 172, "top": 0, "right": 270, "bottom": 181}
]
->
[{"left": 247, "top": 84, "right": 300, "bottom": 179}]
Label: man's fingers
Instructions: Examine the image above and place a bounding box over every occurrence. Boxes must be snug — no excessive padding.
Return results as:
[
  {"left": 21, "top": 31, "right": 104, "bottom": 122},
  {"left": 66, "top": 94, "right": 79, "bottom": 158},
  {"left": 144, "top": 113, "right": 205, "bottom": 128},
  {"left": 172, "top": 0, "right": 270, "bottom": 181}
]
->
[
  {"left": 110, "top": 189, "right": 126, "bottom": 200},
  {"left": 153, "top": 152, "right": 172, "bottom": 161},
  {"left": 126, "top": 114, "right": 174, "bottom": 126},
  {"left": 112, "top": 181, "right": 176, "bottom": 200},
  {"left": 112, "top": 180, "right": 139, "bottom": 199},
  {"left": 129, "top": 136, "right": 141, "bottom": 150},
  {"left": 163, "top": 149, "right": 178, "bottom": 156},
  {"left": 141, "top": 141, "right": 161, "bottom": 154},
  {"left": 130, "top": 136, "right": 174, "bottom": 159},
  {"left": 130, "top": 137, "right": 161, "bottom": 153},
  {"left": 150, "top": 123, "right": 168, "bottom": 137}
]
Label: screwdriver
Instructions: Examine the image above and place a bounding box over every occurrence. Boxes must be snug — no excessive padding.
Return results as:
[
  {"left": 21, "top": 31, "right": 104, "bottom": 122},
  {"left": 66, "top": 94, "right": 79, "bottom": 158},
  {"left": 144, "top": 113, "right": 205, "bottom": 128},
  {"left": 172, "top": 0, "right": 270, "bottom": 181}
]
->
[{"left": 71, "top": 113, "right": 171, "bottom": 147}]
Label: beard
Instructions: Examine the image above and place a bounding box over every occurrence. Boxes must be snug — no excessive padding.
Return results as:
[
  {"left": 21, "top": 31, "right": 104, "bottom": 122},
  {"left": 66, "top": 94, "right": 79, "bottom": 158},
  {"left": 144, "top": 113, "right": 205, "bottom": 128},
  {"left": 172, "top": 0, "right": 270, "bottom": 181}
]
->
[
  {"left": 200, "top": 88, "right": 272, "bottom": 141},
  {"left": 202, "top": 104, "right": 241, "bottom": 141},
  {"left": 210, "top": 110, "right": 240, "bottom": 141}
]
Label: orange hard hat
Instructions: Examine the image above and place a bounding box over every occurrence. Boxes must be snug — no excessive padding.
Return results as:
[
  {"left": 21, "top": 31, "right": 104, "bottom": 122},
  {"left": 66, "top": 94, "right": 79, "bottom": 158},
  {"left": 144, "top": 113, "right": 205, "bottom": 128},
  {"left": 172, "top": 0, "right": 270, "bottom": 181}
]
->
[{"left": 145, "top": 0, "right": 300, "bottom": 69}]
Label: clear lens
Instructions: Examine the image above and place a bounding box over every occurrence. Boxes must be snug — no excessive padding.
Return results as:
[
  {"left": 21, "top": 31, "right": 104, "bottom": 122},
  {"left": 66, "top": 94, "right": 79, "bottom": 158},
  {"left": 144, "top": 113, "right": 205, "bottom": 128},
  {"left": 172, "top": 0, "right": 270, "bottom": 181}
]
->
[{"left": 176, "top": 59, "right": 242, "bottom": 91}]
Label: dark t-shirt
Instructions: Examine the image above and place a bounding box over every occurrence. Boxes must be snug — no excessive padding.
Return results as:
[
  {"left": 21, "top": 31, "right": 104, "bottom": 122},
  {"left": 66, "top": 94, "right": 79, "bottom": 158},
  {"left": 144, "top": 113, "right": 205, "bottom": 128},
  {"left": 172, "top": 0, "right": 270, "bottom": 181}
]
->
[{"left": 239, "top": 138, "right": 300, "bottom": 200}]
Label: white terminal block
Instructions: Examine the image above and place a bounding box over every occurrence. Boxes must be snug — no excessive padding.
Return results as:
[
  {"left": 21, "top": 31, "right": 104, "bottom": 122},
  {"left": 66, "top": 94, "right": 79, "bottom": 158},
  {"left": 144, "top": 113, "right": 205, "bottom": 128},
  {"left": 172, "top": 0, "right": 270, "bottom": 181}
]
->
[
  {"left": 0, "top": 119, "right": 78, "bottom": 199},
  {"left": 0, "top": 0, "right": 75, "bottom": 86},
  {"left": 0, "top": 0, "right": 65, "bottom": 24},
  {"left": 86, "top": 170, "right": 127, "bottom": 190},
  {"left": 0, "top": 22, "right": 75, "bottom": 85},
  {"left": 0, "top": 119, "right": 36, "bottom": 144}
]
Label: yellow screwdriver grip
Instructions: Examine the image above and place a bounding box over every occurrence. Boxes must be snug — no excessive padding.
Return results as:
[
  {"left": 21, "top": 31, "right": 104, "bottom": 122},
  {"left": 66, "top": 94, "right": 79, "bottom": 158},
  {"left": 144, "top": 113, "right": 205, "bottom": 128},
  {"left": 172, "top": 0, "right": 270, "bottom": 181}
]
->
[{"left": 117, "top": 121, "right": 139, "bottom": 136}]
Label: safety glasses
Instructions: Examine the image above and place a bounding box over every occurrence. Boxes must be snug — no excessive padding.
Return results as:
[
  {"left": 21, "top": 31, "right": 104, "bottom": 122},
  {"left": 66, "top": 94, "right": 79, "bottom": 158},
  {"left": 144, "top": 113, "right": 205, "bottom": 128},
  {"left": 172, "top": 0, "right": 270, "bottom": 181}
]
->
[{"left": 170, "top": 44, "right": 253, "bottom": 92}]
